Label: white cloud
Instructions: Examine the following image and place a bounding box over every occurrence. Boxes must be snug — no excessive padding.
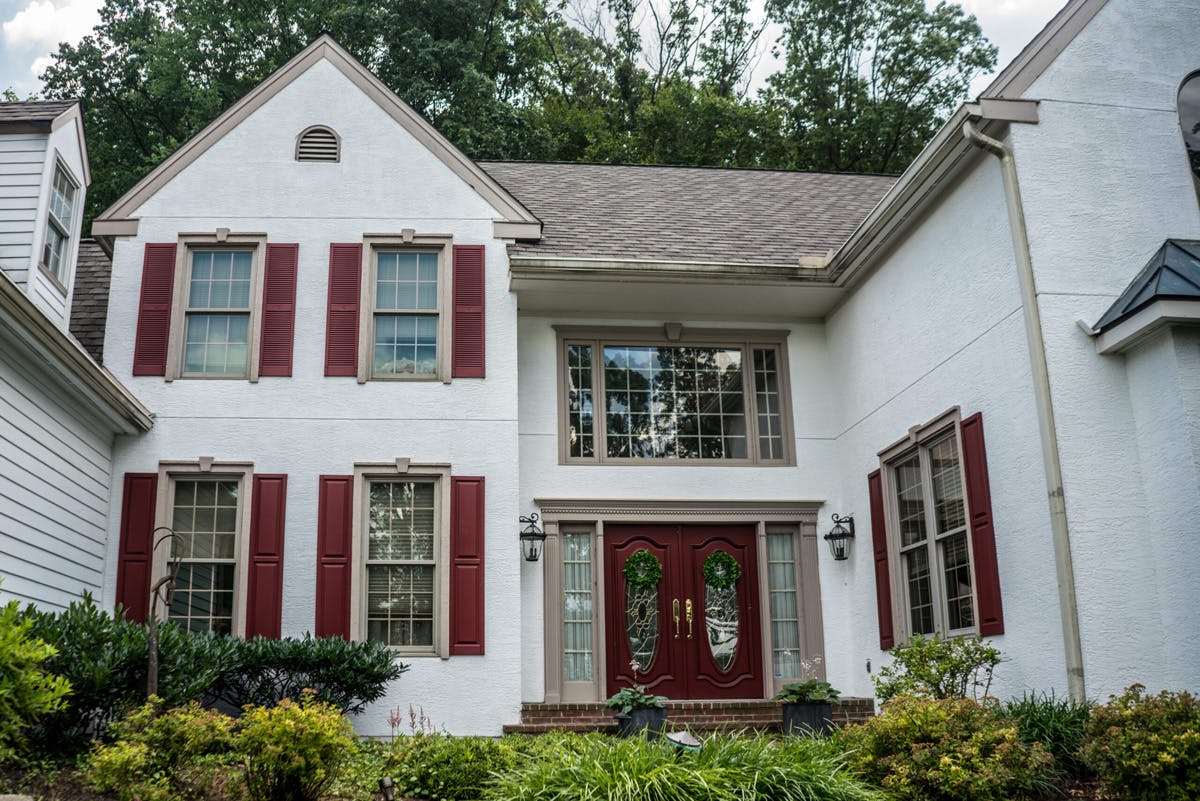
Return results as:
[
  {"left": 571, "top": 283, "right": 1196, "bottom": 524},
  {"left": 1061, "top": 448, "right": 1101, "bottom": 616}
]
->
[{"left": 3, "top": 0, "right": 101, "bottom": 50}]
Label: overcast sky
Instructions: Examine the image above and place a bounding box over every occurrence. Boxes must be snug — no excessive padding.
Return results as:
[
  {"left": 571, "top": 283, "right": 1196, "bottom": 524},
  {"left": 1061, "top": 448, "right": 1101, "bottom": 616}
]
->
[{"left": 1, "top": 0, "right": 1064, "bottom": 100}]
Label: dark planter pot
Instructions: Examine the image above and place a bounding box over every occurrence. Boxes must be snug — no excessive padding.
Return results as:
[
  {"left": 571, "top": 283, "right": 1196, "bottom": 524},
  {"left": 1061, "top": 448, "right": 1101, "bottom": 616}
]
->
[
  {"left": 782, "top": 702, "right": 834, "bottom": 736},
  {"left": 615, "top": 707, "right": 668, "bottom": 739}
]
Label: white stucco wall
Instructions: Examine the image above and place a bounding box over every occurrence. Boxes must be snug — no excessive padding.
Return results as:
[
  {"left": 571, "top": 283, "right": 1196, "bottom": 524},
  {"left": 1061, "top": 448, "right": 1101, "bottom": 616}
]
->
[{"left": 101, "top": 58, "right": 523, "bottom": 735}]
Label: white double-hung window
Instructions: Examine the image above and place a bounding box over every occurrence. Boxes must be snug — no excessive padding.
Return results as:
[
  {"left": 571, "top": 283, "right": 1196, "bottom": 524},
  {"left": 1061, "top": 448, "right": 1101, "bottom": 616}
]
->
[
  {"left": 41, "top": 164, "right": 78, "bottom": 285},
  {"left": 371, "top": 250, "right": 441, "bottom": 378},
  {"left": 183, "top": 250, "right": 254, "bottom": 377}
]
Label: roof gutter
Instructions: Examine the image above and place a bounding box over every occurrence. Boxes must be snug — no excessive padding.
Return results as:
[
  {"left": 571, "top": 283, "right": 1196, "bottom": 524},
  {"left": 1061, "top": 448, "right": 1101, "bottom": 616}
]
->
[{"left": 962, "top": 121, "right": 1085, "bottom": 704}]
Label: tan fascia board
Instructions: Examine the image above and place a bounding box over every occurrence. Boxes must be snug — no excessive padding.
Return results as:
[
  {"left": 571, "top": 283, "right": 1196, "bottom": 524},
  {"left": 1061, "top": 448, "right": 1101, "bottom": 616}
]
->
[
  {"left": 93, "top": 35, "right": 541, "bottom": 231},
  {"left": 0, "top": 270, "right": 153, "bottom": 432},
  {"left": 509, "top": 255, "right": 831, "bottom": 285},
  {"left": 49, "top": 103, "right": 92, "bottom": 186},
  {"left": 1093, "top": 300, "right": 1200, "bottom": 354},
  {"left": 493, "top": 220, "right": 542, "bottom": 240},
  {"left": 977, "top": 0, "right": 1110, "bottom": 100}
]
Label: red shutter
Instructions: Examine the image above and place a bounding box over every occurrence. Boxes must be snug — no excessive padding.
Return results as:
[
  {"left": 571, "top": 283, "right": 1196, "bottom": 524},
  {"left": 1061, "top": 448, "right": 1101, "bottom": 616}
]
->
[
  {"left": 868, "top": 469, "right": 895, "bottom": 650},
  {"left": 316, "top": 475, "right": 353, "bottom": 639},
  {"left": 259, "top": 244, "right": 299, "bottom": 377},
  {"left": 961, "top": 412, "right": 1005, "bottom": 636},
  {"left": 449, "top": 476, "right": 485, "bottom": 655},
  {"left": 325, "top": 244, "right": 361, "bottom": 376},
  {"left": 246, "top": 474, "right": 287, "bottom": 638},
  {"left": 116, "top": 473, "right": 157, "bottom": 622},
  {"left": 132, "top": 243, "right": 176, "bottom": 375},
  {"left": 452, "top": 245, "right": 486, "bottom": 378}
]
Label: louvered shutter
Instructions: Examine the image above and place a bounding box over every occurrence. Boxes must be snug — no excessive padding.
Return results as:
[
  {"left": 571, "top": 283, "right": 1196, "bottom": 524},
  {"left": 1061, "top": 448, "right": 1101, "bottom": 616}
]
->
[
  {"left": 868, "top": 469, "right": 895, "bottom": 650},
  {"left": 316, "top": 475, "right": 353, "bottom": 639},
  {"left": 449, "top": 476, "right": 485, "bottom": 655},
  {"left": 246, "top": 475, "right": 287, "bottom": 638},
  {"left": 132, "top": 244, "right": 176, "bottom": 375},
  {"left": 960, "top": 413, "right": 1005, "bottom": 636},
  {"left": 452, "top": 245, "right": 485, "bottom": 378},
  {"left": 259, "top": 244, "right": 299, "bottom": 377},
  {"left": 116, "top": 473, "right": 157, "bottom": 622},
  {"left": 325, "top": 244, "right": 361, "bottom": 376}
]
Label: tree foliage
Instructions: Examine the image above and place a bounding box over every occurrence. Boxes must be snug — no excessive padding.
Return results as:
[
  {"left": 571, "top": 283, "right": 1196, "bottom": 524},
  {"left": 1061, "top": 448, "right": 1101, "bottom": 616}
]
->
[{"left": 36, "top": 0, "right": 996, "bottom": 228}]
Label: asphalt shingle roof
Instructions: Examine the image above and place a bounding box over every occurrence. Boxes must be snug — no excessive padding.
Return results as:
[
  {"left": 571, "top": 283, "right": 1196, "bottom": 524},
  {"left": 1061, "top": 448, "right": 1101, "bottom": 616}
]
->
[
  {"left": 1095, "top": 239, "right": 1200, "bottom": 332},
  {"left": 0, "top": 100, "right": 78, "bottom": 124},
  {"left": 70, "top": 239, "right": 111, "bottom": 363},
  {"left": 480, "top": 161, "right": 897, "bottom": 267}
]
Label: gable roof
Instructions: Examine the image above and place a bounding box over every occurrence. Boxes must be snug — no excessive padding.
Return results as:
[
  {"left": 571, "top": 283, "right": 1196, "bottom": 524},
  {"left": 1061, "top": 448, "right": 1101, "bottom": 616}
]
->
[
  {"left": 93, "top": 35, "right": 539, "bottom": 234},
  {"left": 482, "top": 161, "right": 896, "bottom": 267},
  {"left": 979, "top": 0, "right": 1109, "bottom": 101},
  {"left": 1094, "top": 240, "right": 1200, "bottom": 333},
  {"left": 70, "top": 238, "right": 112, "bottom": 363},
  {"left": 0, "top": 99, "right": 78, "bottom": 124}
]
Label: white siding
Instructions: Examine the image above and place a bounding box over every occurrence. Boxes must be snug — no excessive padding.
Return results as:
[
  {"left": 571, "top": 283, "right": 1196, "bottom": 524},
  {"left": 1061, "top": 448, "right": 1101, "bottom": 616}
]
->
[
  {"left": 27, "top": 122, "right": 89, "bottom": 329},
  {"left": 0, "top": 133, "right": 48, "bottom": 289}
]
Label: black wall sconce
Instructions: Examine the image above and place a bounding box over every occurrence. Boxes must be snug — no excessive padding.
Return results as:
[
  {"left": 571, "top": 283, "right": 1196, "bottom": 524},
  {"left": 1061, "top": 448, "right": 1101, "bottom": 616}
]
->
[
  {"left": 824, "top": 514, "right": 855, "bottom": 561},
  {"left": 519, "top": 513, "right": 546, "bottom": 562}
]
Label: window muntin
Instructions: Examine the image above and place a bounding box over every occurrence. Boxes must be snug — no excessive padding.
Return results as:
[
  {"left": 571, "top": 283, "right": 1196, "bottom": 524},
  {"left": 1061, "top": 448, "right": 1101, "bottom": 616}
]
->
[
  {"left": 888, "top": 430, "right": 975, "bottom": 638},
  {"left": 767, "top": 530, "right": 801, "bottom": 679},
  {"left": 183, "top": 250, "right": 253, "bottom": 376},
  {"left": 41, "top": 165, "right": 77, "bottom": 282},
  {"left": 562, "top": 531, "right": 594, "bottom": 682},
  {"left": 168, "top": 478, "right": 239, "bottom": 634},
  {"left": 372, "top": 251, "right": 440, "bottom": 378},
  {"left": 365, "top": 480, "right": 437, "bottom": 649},
  {"left": 562, "top": 333, "right": 792, "bottom": 464}
]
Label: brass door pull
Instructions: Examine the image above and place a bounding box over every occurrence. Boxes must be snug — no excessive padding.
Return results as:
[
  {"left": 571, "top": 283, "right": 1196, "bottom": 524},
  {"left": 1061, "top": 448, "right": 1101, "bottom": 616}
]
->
[
  {"left": 685, "top": 598, "right": 694, "bottom": 639},
  {"left": 672, "top": 598, "right": 681, "bottom": 638}
]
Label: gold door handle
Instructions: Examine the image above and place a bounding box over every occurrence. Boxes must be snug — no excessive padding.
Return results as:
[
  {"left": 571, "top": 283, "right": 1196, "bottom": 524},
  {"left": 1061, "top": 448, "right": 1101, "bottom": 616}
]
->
[
  {"left": 672, "top": 598, "right": 681, "bottom": 638},
  {"left": 685, "top": 598, "right": 694, "bottom": 639}
]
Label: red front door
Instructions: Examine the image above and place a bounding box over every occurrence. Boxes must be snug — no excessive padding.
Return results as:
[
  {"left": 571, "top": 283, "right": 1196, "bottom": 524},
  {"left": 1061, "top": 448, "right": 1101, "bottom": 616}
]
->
[{"left": 605, "top": 524, "right": 762, "bottom": 699}]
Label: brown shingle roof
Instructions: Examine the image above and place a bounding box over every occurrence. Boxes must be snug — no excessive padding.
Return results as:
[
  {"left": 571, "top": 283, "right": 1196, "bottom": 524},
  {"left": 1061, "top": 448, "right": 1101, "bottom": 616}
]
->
[
  {"left": 480, "top": 161, "right": 896, "bottom": 267},
  {"left": 70, "top": 239, "right": 111, "bottom": 363},
  {"left": 0, "top": 100, "right": 78, "bottom": 124}
]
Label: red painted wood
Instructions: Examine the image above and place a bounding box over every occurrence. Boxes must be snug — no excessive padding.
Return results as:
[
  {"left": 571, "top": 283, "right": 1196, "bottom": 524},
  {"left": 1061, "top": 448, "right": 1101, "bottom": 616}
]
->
[
  {"left": 316, "top": 475, "right": 353, "bottom": 639},
  {"left": 604, "top": 524, "right": 761, "bottom": 699},
  {"left": 451, "top": 244, "right": 485, "bottom": 378},
  {"left": 449, "top": 476, "right": 485, "bottom": 655},
  {"left": 259, "top": 244, "right": 299, "bottom": 377},
  {"left": 324, "top": 244, "right": 361, "bottom": 376},
  {"left": 868, "top": 469, "right": 895, "bottom": 650},
  {"left": 960, "top": 412, "right": 1005, "bottom": 636},
  {"left": 132, "top": 243, "right": 176, "bottom": 376},
  {"left": 246, "top": 474, "right": 287, "bottom": 639},
  {"left": 116, "top": 473, "right": 157, "bottom": 622}
]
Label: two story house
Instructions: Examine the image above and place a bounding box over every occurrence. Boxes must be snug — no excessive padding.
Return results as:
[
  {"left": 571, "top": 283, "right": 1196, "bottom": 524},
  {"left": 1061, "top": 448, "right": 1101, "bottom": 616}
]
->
[{"left": 2, "top": 0, "right": 1196, "bottom": 737}]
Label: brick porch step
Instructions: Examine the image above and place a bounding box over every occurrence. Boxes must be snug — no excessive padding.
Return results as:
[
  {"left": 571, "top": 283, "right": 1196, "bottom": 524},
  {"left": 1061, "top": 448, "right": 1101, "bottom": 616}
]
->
[{"left": 502, "top": 698, "right": 875, "bottom": 735}]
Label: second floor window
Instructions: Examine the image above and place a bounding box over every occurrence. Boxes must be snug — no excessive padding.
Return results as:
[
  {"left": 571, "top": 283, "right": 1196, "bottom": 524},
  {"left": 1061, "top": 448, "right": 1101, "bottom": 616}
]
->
[
  {"left": 184, "top": 250, "right": 253, "bottom": 377},
  {"left": 372, "top": 251, "right": 440, "bottom": 378},
  {"left": 41, "top": 165, "right": 77, "bottom": 285}
]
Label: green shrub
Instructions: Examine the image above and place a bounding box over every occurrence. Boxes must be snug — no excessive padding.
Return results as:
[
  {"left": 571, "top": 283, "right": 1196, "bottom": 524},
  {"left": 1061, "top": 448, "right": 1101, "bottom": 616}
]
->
[
  {"left": 85, "top": 700, "right": 237, "bottom": 801},
  {"left": 603, "top": 684, "right": 668, "bottom": 713},
  {"left": 836, "top": 696, "right": 1057, "bottom": 801},
  {"left": 0, "top": 597, "right": 71, "bottom": 762},
  {"left": 487, "top": 731, "right": 882, "bottom": 801},
  {"left": 873, "top": 633, "right": 1002, "bottom": 701},
  {"left": 1002, "top": 691, "right": 1093, "bottom": 779},
  {"left": 236, "top": 691, "right": 356, "bottom": 801},
  {"left": 1080, "top": 684, "right": 1200, "bottom": 801},
  {"left": 775, "top": 678, "right": 841, "bottom": 703},
  {"left": 387, "top": 734, "right": 519, "bottom": 801},
  {"left": 330, "top": 738, "right": 389, "bottom": 801}
]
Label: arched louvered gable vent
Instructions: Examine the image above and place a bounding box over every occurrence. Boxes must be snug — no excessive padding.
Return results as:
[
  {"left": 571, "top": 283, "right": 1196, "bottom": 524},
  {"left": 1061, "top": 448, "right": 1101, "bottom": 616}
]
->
[{"left": 296, "top": 125, "right": 340, "bottom": 162}]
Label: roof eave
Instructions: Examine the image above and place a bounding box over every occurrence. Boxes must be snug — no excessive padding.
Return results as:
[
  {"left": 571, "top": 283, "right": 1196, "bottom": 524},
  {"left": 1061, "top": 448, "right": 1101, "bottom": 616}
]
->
[{"left": 1093, "top": 299, "right": 1200, "bottom": 354}]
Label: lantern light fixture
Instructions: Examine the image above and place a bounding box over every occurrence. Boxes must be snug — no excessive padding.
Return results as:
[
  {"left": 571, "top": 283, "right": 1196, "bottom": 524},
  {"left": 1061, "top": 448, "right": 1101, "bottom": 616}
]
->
[
  {"left": 519, "top": 513, "right": 546, "bottom": 562},
  {"left": 824, "top": 514, "right": 856, "bottom": 561}
]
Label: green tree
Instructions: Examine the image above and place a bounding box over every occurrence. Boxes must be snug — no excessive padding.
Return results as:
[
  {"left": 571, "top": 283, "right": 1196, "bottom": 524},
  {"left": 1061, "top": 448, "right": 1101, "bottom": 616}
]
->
[{"left": 765, "top": 0, "right": 996, "bottom": 173}]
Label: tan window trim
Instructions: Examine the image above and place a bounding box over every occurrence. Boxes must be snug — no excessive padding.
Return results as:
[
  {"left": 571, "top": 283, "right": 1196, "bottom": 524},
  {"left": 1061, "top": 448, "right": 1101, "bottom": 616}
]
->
[
  {"left": 152, "top": 459, "right": 255, "bottom": 638},
  {"left": 762, "top": 522, "right": 827, "bottom": 697},
  {"left": 554, "top": 325, "right": 797, "bottom": 466},
  {"left": 165, "top": 231, "right": 268, "bottom": 383},
  {"left": 357, "top": 233, "right": 454, "bottom": 385},
  {"left": 878, "top": 407, "right": 980, "bottom": 642},
  {"left": 350, "top": 460, "right": 452, "bottom": 658}
]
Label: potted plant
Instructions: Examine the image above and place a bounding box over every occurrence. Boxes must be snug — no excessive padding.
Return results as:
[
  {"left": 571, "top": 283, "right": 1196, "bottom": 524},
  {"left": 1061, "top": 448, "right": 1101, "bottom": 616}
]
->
[
  {"left": 774, "top": 679, "right": 840, "bottom": 736},
  {"left": 605, "top": 685, "right": 669, "bottom": 739}
]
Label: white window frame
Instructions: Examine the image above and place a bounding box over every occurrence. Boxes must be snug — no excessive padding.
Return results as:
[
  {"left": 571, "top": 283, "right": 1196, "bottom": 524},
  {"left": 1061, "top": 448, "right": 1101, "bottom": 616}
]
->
[
  {"left": 350, "top": 461, "right": 452, "bottom": 657},
  {"left": 357, "top": 234, "right": 453, "bottom": 384},
  {"left": 38, "top": 157, "right": 81, "bottom": 292},
  {"left": 879, "top": 408, "right": 979, "bottom": 642},
  {"left": 151, "top": 460, "right": 254, "bottom": 638},
  {"left": 166, "top": 231, "right": 267, "bottom": 381}
]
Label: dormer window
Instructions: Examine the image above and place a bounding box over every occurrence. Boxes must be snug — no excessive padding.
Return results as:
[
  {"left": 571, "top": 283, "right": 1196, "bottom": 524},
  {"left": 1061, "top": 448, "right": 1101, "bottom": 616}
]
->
[
  {"left": 1179, "top": 72, "right": 1200, "bottom": 194},
  {"left": 41, "top": 164, "right": 78, "bottom": 286},
  {"left": 296, "top": 125, "right": 340, "bottom": 162}
]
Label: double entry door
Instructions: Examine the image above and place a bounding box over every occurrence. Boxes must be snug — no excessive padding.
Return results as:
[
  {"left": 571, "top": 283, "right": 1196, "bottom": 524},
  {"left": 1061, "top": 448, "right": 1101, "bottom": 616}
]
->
[{"left": 604, "top": 524, "right": 762, "bottom": 699}]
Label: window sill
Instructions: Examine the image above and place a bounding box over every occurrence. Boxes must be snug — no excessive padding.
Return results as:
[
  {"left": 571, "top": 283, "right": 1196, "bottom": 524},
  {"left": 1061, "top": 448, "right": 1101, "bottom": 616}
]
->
[{"left": 37, "top": 263, "right": 68, "bottom": 295}]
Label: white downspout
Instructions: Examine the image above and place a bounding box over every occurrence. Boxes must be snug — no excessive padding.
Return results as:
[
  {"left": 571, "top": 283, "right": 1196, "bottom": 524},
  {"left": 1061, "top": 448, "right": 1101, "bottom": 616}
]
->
[{"left": 962, "top": 120, "right": 1086, "bottom": 703}]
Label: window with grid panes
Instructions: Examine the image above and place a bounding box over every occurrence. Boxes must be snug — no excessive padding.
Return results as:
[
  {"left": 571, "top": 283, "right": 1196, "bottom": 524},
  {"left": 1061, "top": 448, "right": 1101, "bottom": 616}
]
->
[
  {"left": 563, "top": 337, "right": 788, "bottom": 463},
  {"left": 888, "top": 431, "right": 976, "bottom": 637},
  {"left": 365, "top": 481, "right": 437, "bottom": 649},
  {"left": 372, "top": 251, "right": 439, "bottom": 377},
  {"left": 767, "top": 530, "right": 802, "bottom": 678},
  {"left": 183, "top": 250, "right": 253, "bottom": 376},
  {"left": 562, "top": 531, "right": 594, "bottom": 682},
  {"left": 168, "top": 479, "right": 239, "bottom": 634},
  {"left": 41, "top": 165, "right": 77, "bottom": 283}
]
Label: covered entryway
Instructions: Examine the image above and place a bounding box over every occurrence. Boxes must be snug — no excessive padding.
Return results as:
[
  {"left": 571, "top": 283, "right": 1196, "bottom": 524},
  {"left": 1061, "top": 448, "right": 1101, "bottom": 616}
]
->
[{"left": 604, "top": 524, "right": 762, "bottom": 698}]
